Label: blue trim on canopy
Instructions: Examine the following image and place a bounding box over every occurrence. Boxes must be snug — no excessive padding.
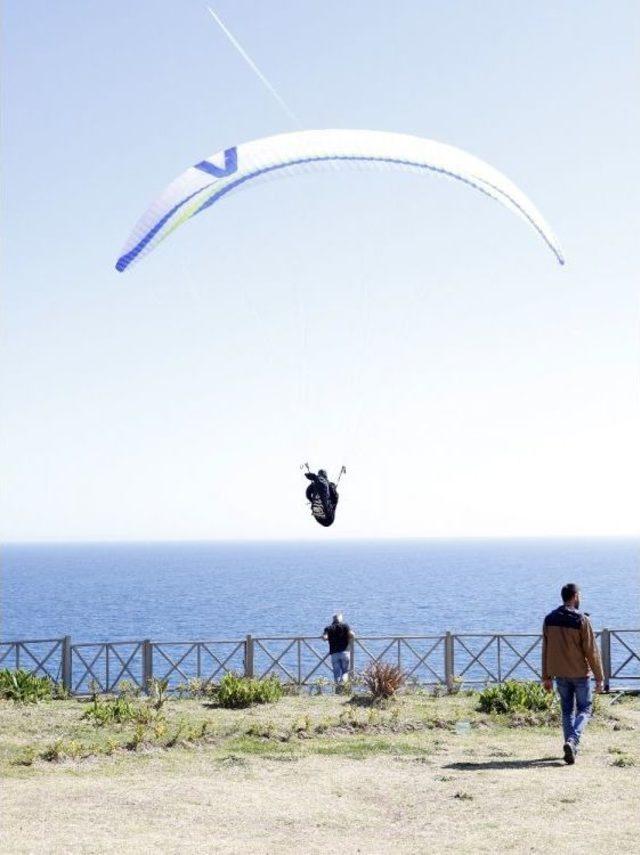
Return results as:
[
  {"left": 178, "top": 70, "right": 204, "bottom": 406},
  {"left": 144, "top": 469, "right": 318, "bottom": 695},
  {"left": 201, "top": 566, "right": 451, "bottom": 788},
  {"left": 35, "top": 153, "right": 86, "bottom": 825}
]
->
[
  {"left": 195, "top": 154, "right": 564, "bottom": 265},
  {"left": 115, "top": 182, "right": 214, "bottom": 271},
  {"left": 117, "top": 153, "right": 564, "bottom": 272}
]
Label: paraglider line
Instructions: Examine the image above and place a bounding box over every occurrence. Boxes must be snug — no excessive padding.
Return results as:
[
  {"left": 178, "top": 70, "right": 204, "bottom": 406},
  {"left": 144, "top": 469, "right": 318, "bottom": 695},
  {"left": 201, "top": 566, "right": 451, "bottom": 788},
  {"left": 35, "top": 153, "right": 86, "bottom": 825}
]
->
[{"left": 207, "top": 6, "right": 301, "bottom": 127}]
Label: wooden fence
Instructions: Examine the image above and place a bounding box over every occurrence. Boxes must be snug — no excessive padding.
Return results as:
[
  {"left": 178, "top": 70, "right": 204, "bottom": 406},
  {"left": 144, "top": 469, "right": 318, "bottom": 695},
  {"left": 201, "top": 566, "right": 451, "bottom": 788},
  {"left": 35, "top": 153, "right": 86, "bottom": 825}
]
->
[{"left": 1, "top": 629, "right": 638, "bottom": 695}]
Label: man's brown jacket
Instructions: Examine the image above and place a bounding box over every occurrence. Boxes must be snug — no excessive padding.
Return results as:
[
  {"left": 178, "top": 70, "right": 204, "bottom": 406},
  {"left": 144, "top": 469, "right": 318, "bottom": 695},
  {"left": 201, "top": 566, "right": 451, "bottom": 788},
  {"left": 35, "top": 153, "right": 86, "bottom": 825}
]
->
[{"left": 542, "top": 605, "right": 604, "bottom": 682}]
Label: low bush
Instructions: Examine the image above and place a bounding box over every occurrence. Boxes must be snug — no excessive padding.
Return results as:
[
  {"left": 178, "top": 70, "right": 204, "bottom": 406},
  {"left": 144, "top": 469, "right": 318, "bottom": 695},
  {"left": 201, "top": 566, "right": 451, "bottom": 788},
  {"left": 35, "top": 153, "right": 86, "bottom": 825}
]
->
[
  {"left": 362, "top": 661, "right": 406, "bottom": 700},
  {"left": 477, "top": 680, "right": 554, "bottom": 715},
  {"left": 117, "top": 679, "right": 141, "bottom": 699},
  {"left": 40, "top": 740, "right": 65, "bottom": 762},
  {"left": 214, "top": 673, "right": 284, "bottom": 709},
  {"left": 147, "top": 677, "right": 170, "bottom": 710},
  {"left": 0, "top": 668, "right": 54, "bottom": 703},
  {"left": 176, "top": 678, "right": 207, "bottom": 699},
  {"left": 82, "top": 695, "right": 140, "bottom": 726},
  {"left": 246, "top": 720, "right": 277, "bottom": 739}
]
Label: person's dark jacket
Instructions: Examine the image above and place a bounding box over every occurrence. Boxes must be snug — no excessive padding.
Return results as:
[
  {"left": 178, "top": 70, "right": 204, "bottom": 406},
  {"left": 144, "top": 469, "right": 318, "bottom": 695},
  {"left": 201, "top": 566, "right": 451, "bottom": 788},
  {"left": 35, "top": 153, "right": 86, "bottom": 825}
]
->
[
  {"left": 305, "top": 471, "right": 331, "bottom": 504},
  {"left": 542, "top": 605, "right": 604, "bottom": 682},
  {"left": 305, "top": 472, "right": 338, "bottom": 526},
  {"left": 324, "top": 620, "right": 352, "bottom": 654}
]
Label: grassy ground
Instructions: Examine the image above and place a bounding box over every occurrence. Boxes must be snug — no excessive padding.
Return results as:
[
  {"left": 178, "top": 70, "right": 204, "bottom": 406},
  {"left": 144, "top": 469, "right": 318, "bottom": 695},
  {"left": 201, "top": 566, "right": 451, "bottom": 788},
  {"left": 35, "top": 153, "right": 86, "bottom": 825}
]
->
[{"left": 1, "top": 689, "right": 639, "bottom": 853}]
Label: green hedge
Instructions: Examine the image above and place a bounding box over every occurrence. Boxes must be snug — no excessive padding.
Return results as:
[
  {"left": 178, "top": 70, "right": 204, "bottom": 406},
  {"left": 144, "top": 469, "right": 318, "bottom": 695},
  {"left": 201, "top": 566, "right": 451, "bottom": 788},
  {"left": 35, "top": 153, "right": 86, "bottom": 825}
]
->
[
  {"left": 477, "top": 680, "right": 554, "bottom": 714},
  {"left": 0, "top": 668, "right": 54, "bottom": 703},
  {"left": 215, "top": 673, "right": 284, "bottom": 708}
]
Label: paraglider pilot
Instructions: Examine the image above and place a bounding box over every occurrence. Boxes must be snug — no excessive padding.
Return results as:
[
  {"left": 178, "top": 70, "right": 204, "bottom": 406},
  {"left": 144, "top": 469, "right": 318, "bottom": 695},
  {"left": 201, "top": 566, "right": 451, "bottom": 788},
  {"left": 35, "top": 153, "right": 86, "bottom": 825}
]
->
[{"left": 304, "top": 467, "right": 341, "bottom": 527}]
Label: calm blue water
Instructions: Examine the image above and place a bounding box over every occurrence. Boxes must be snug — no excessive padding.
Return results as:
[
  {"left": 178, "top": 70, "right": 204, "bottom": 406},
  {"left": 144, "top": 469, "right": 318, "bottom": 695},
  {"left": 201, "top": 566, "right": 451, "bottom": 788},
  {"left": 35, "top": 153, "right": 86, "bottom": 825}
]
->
[{"left": 2, "top": 539, "right": 638, "bottom": 642}]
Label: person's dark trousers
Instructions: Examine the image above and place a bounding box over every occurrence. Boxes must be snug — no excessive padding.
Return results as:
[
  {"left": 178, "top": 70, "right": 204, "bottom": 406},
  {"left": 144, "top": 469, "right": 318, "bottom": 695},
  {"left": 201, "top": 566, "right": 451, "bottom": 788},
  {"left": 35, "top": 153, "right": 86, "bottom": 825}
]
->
[{"left": 555, "top": 677, "right": 593, "bottom": 749}]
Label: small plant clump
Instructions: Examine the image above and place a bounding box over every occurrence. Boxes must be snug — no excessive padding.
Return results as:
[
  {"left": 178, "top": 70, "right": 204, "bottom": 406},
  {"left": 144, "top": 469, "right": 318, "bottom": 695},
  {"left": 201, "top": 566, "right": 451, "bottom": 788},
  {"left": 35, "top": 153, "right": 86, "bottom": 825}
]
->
[
  {"left": 362, "top": 661, "right": 407, "bottom": 700},
  {"left": 81, "top": 692, "right": 165, "bottom": 732},
  {"left": 448, "top": 676, "right": 463, "bottom": 695},
  {"left": 148, "top": 678, "right": 170, "bottom": 710},
  {"left": 176, "top": 678, "right": 208, "bottom": 699},
  {"left": 312, "top": 677, "right": 330, "bottom": 696},
  {"left": 40, "top": 740, "right": 65, "bottom": 762},
  {"left": 477, "top": 680, "right": 554, "bottom": 715},
  {"left": 611, "top": 754, "right": 635, "bottom": 767},
  {"left": 82, "top": 695, "right": 140, "bottom": 726},
  {"left": 213, "top": 673, "right": 284, "bottom": 709},
  {"left": 116, "top": 679, "right": 141, "bottom": 699},
  {"left": 0, "top": 668, "right": 55, "bottom": 703},
  {"left": 246, "top": 721, "right": 277, "bottom": 739}
]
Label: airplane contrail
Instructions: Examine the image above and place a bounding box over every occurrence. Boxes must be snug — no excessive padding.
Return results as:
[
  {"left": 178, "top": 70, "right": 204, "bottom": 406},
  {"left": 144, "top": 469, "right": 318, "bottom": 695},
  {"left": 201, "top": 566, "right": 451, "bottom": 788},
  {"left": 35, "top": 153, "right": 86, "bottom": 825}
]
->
[{"left": 207, "top": 6, "right": 301, "bottom": 126}]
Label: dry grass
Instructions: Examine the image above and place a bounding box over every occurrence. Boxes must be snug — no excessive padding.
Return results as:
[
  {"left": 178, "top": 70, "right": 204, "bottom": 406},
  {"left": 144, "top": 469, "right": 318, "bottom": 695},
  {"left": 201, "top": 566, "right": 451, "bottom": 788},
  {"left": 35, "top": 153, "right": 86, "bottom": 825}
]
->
[{"left": 1, "top": 692, "right": 639, "bottom": 854}]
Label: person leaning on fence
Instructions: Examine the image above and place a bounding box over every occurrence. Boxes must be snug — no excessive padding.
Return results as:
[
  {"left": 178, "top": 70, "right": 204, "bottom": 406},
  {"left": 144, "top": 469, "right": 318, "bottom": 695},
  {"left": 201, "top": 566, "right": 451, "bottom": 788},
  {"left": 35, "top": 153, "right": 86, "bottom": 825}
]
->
[
  {"left": 542, "top": 582, "right": 604, "bottom": 765},
  {"left": 323, "top": 613, "right": 354, "bottom": 686}
]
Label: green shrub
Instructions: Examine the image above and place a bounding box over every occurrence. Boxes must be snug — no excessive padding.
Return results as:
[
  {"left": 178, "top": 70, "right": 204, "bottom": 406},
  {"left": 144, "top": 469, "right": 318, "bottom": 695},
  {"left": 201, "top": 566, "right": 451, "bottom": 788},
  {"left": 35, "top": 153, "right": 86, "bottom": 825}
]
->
[
  {"left": 82, "top": 694, "right": 165, "bottom": 728},
  {"left": 82, "top": 695, "right": 139, "bottom": 726},
  {"left": 176, "top": 678, "right": 207, "bottom": 699},
  {"left": 117, "top": 679, "right": 141, "bottom": 699},
  {"left": 147, "top": 677, "right": 170, "bottom": 710},
  {"left": 477, "top": 680, "right": 554, "bottom": 715},
  {"left": 0, "top": 668, "right": 54, "bottom": 703},
  {"left": 126, "top": 724, "right": 147, "bottom": 751},
  {"left": 214, "top": 673, "right": 283, "bottom": 709},
  {"left": 40, "top": 740, "right": 65, "bottom": 761},
  {"left": 246, "top": 720, "right": 277, "bottom": 739}
]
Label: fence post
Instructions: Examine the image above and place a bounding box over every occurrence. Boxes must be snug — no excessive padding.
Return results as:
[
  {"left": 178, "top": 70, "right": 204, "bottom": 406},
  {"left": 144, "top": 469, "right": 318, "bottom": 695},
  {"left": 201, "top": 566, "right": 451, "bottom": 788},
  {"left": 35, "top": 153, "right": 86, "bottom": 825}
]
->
[
  {"left": 444, "top": 632, "right": 454, "bottom": 690},
  {"left": 245, "top": 634, "right": 254, "bottom": 678},
  {"left": 142, "top": 640, "right": 153, "bottom": 693},
  {"left": 61, "top": 636, "right": 72, "bottom": 695},
  {"left": 600, "top": 628, "right": 611, "bottom": 692},
  {"left": 348, "top": 636, "right": 356, "bottom": 680}
]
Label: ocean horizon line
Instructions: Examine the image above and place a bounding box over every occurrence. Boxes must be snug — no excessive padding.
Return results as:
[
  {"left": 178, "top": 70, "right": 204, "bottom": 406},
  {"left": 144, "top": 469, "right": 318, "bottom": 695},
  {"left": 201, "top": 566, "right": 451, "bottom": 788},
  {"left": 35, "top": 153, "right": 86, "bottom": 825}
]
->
[{"left": 4, "top": 534, "right": 639, "bottom": 547}]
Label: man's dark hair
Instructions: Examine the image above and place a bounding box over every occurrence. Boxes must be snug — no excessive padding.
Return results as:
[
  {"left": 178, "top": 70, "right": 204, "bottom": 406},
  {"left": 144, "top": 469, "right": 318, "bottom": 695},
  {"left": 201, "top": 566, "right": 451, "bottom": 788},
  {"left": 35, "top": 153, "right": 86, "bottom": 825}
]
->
[{"left": 561, "top": 583, "right": 579, "bottom": 603}]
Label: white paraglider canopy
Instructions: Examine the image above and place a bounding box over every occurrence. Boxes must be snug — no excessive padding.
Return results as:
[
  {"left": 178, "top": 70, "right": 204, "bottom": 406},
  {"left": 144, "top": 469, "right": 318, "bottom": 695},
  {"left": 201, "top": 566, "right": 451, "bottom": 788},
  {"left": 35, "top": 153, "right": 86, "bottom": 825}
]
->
[{"left": 116, "top": 129, "right": 564, "bottom": 272}]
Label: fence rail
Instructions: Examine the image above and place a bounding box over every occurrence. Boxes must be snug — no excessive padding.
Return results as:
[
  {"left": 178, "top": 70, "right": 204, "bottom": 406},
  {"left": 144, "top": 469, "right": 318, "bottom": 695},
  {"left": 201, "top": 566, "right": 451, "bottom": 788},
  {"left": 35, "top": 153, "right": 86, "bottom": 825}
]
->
[{"left": 1, "top": 629, "right": 638, "bottom": 695}]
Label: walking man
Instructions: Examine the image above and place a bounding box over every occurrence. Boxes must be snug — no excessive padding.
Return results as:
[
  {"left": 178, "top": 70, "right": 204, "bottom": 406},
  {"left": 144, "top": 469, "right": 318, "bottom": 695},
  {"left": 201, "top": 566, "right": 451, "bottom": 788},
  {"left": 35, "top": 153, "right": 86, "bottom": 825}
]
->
[
  {"left": 542, "top": 583, "right": 604, "bottom": 764},
  {"left": 323, "top": 613, "right": 354, "bottom": 687}
]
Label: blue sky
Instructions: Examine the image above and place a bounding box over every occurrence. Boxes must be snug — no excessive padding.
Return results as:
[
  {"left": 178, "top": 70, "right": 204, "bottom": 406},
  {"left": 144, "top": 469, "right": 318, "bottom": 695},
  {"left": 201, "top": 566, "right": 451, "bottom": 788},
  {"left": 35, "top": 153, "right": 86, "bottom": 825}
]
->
[{"left": 2, "top": 1, "right": 639, "bottom": 540}]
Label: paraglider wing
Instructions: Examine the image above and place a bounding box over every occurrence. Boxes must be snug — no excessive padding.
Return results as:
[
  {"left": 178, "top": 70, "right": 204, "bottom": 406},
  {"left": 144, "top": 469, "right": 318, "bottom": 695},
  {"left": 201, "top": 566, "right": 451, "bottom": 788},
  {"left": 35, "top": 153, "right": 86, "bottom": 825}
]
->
[{"left": 116, "top": 129, "right": 564, "bottom": 272}]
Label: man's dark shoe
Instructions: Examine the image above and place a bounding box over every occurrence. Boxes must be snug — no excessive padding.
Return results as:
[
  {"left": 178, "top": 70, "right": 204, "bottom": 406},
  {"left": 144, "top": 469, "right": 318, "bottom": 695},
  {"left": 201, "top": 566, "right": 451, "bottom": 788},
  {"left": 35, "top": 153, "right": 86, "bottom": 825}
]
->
[{"left": 563, "top": 741, "right": 576, "bottom": 765}]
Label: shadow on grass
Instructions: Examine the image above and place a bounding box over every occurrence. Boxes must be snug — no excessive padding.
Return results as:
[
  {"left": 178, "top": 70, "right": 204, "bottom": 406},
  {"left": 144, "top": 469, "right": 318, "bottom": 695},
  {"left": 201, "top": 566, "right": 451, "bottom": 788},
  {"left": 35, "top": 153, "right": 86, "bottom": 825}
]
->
[
  {"left": 347, "top": 695, "right": 378, "bottom": 708},
  {"left": 445, "top": 757, "right": 564, "bottom": 770}
]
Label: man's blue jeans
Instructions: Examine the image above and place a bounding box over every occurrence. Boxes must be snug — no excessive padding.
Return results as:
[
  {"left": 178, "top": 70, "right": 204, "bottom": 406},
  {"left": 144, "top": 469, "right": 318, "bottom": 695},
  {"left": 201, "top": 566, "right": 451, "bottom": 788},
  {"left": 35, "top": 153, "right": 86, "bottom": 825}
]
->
[
  {"left": 556, "top": 677, "right": 593, "bottom": 747},
  {"left": 331, "top": 651, "right": 350, "bottom": 683}
]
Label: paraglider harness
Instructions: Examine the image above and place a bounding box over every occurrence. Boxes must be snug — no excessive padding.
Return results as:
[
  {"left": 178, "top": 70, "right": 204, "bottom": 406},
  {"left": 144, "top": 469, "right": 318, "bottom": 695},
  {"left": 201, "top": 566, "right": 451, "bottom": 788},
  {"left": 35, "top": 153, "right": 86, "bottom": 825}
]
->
[{"left": 301, "top": 463, "right": 346, "bottom": 527}]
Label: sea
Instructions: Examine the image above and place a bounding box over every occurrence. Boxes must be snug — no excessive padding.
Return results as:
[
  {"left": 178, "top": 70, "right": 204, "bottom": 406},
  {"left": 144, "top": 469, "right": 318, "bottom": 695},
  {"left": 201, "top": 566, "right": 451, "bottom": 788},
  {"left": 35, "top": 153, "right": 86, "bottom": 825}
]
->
[{"left": 2, "top": 538, "right": 638, "bottom": 642}]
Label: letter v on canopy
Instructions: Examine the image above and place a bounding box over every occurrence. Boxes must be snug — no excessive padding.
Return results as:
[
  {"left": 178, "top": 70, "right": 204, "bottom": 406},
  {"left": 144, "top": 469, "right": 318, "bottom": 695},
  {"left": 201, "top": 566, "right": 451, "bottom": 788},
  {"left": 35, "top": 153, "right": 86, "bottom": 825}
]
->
[{"left": 194, "top": 147, "right": 238, "bottom": 177}]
